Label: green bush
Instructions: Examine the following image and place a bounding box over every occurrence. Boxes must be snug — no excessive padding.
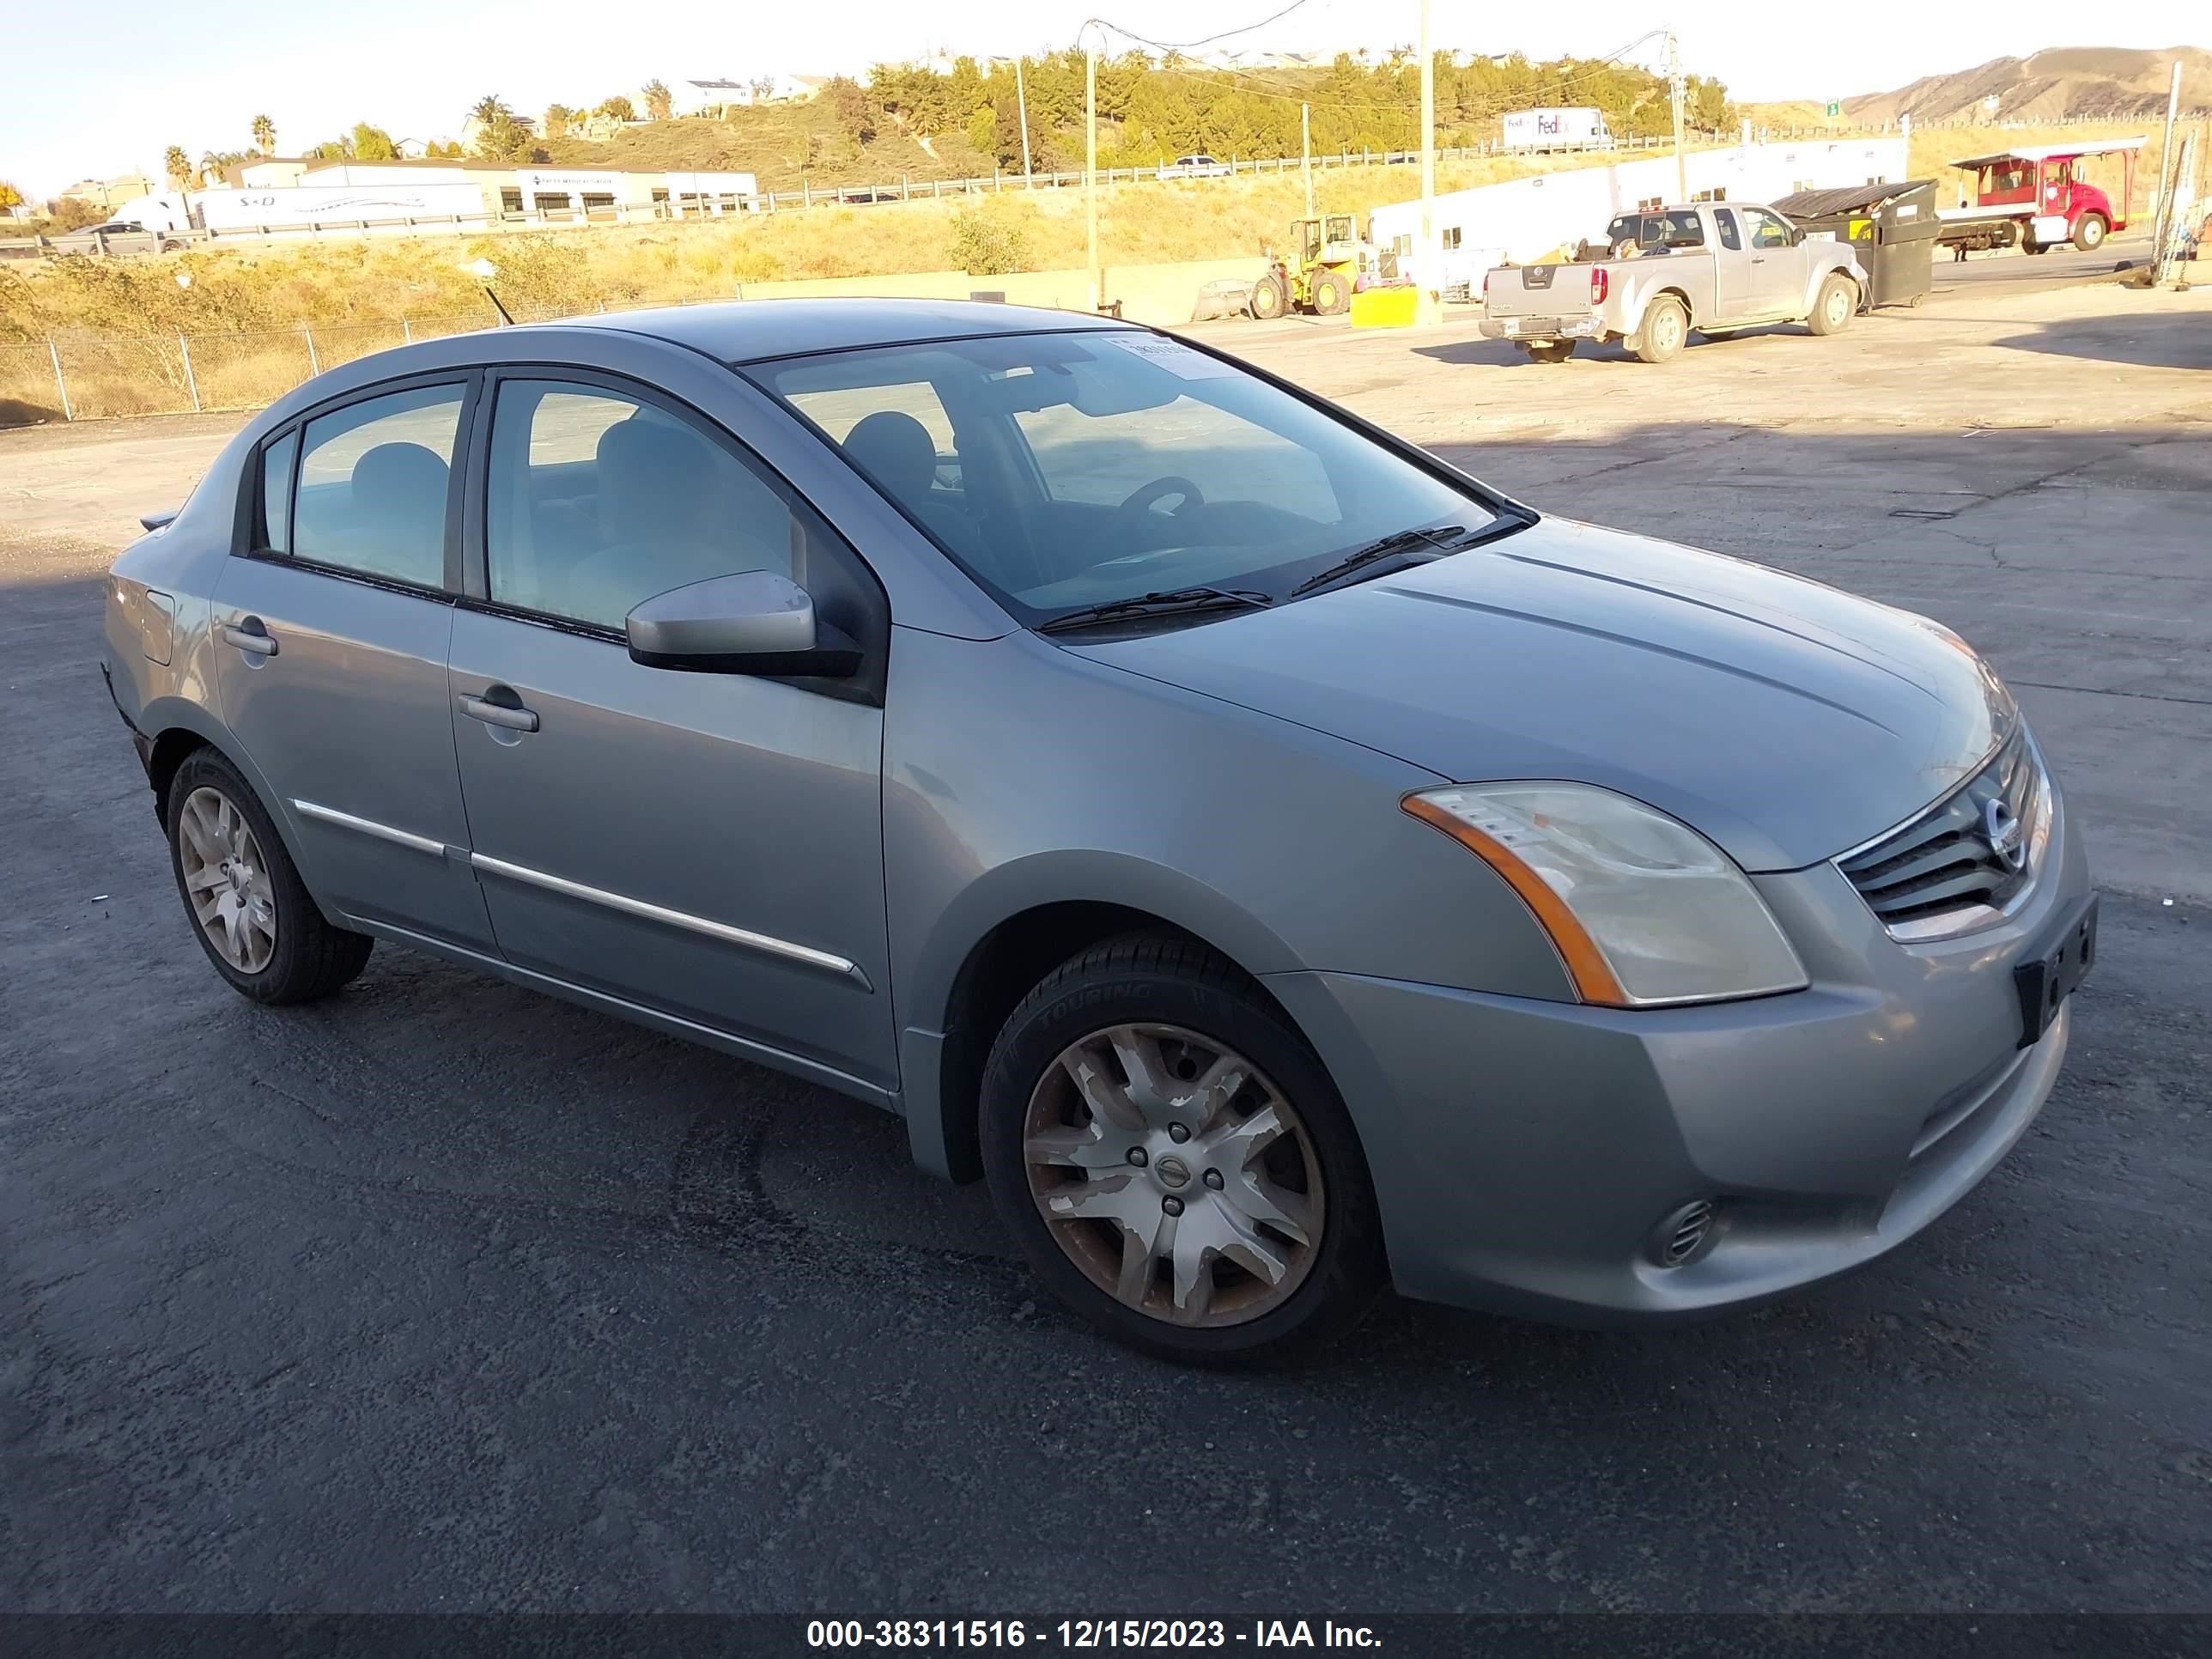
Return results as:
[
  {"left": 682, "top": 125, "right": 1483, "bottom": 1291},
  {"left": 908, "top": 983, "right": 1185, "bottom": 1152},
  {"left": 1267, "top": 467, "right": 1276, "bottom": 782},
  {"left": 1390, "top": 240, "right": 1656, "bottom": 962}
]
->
[{"left": 946, "top": 202, "right": 1033, "bottom": 276}]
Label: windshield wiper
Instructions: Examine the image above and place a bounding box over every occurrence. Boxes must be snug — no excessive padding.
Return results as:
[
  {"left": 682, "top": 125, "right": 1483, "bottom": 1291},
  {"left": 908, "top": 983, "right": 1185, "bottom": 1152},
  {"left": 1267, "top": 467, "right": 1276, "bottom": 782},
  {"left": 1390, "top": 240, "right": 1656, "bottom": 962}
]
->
[
  {"left": 1288, "top": 511, "right": 1535, "bottom": 599},
  {"left": 1035, "top": 586, "right": 1274, "bottom": 635}
]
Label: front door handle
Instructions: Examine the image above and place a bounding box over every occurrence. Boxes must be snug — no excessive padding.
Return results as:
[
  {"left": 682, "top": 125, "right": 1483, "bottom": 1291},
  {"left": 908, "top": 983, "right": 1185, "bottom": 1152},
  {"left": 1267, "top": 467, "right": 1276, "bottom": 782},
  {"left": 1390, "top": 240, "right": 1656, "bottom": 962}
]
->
[
  {"left": 459, "top": 692, "right": 539, "bottom": 733},
  {"left": 220, "top": 619, "right": 278, "bottom": 656}
]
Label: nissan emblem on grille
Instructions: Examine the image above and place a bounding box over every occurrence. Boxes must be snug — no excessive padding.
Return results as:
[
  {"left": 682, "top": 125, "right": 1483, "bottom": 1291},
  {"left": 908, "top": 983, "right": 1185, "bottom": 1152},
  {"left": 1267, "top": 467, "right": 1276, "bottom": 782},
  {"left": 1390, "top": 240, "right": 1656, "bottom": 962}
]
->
[{"left": 1981, "top": 796, "right": 2027, "bottom": 872}]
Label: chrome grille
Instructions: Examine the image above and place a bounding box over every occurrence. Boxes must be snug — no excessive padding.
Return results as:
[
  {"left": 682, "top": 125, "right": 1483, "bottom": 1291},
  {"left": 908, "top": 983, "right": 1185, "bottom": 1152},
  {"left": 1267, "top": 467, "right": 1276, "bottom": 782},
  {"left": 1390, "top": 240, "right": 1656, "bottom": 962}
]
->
[{"left": 1838, "top": 731, "right": 2043, "bottom": 938}]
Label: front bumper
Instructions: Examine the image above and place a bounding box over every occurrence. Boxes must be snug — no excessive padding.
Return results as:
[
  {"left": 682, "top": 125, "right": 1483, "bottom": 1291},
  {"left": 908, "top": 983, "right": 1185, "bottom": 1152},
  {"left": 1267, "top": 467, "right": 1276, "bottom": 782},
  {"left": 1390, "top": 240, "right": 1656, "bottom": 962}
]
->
[{"left": 1265, "top": 784, "right": 2094, "bottom": 1326}]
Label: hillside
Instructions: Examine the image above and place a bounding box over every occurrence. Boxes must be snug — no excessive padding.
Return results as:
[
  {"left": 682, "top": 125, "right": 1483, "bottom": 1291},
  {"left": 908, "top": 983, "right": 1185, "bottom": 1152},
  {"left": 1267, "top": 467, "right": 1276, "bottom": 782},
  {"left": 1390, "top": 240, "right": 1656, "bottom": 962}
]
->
[
  {"left": 540, "top": 109, "right": 998, "bottom": 191},
  {"left": 1844, "top": 46, "right": 2212, "bottom": 124}
]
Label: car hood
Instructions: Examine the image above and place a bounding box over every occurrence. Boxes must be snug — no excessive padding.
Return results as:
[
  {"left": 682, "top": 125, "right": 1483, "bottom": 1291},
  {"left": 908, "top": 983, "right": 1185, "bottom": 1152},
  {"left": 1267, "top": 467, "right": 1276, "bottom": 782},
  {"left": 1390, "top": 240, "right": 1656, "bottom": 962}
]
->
[{"left": 1066, "top": 518, "right": 2013, "bottom": 872}]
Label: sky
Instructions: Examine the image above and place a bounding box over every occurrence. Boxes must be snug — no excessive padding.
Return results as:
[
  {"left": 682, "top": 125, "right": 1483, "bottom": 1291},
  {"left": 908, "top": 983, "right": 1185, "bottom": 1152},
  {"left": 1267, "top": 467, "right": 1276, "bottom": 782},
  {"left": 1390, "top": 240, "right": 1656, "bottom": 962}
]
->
[{"left": 2, "top": 0, "right": 2203, "bottom": 198}]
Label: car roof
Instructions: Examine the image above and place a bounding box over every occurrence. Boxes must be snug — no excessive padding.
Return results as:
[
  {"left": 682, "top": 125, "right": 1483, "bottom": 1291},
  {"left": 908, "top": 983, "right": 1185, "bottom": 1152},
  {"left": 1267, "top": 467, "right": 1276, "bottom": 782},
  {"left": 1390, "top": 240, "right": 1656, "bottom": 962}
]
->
[{"left": 550, "top": 296, "right": 1136, "bottom": 363}]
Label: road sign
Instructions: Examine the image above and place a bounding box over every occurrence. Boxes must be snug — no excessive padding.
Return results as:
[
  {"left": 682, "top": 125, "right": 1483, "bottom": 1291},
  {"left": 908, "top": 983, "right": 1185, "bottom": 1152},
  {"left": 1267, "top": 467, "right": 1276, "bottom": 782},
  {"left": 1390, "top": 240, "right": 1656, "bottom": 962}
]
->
[{"left": 1826, "top": 100, "right": 1842, "bottom": 118}]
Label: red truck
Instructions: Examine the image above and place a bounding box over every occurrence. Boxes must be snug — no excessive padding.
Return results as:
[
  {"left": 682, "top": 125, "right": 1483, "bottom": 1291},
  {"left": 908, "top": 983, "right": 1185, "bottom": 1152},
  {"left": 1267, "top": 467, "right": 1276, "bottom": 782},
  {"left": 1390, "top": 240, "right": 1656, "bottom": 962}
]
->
[{"left": 1936, "top": 138, "right": 2144, "bottom": 256}]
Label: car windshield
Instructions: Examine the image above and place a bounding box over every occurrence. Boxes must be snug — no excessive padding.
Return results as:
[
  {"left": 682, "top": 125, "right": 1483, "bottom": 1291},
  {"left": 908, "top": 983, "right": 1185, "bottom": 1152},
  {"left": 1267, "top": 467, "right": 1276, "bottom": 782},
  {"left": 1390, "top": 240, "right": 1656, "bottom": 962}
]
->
[{"left": 749, "top": 330, "right": 1503, "bottom": 623}]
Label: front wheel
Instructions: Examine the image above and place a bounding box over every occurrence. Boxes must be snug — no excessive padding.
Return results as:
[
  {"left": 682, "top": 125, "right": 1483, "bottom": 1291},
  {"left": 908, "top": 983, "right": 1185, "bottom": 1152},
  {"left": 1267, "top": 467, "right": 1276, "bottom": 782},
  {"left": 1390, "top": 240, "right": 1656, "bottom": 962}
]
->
[
  {"left": 980, "top": 935, "right": 1384, "bottom": 1364},
  {"left": 1249, "top": 272, "right": 1288, "bottom": 320},
  {"left": 1808, "top": 272, "right": 1857, "bottom": 336},
  {"left": 166, "top": 749, "right": 374, "bottom": 1003},
  {"left": 1632, "top": 295, "right": 1688, "bottom": 364},
  {"left": 2073, "top": 213, "right": 2108, "bottom": 252}
]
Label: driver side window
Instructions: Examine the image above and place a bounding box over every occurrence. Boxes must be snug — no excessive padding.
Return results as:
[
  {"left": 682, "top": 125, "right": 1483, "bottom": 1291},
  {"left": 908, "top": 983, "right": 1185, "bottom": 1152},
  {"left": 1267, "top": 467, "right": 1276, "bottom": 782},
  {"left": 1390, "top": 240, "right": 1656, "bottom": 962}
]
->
[
  {"left": 1742, "top": 209, "right": 1793, "bottom": 249},
  {"left": 485, "top": 380, "right": 803, "bottom": 630}
]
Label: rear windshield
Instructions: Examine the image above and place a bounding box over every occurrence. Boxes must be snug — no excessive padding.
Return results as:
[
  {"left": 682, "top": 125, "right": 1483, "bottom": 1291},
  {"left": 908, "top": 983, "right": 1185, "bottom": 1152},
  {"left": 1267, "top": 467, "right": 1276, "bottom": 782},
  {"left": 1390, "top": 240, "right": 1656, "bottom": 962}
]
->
[
  {"left": 1604, "top": 210, "right": 1705, "bottom": 251},
  {"left": 749, "top": 331, "right": 1501, "bottom": 623}
]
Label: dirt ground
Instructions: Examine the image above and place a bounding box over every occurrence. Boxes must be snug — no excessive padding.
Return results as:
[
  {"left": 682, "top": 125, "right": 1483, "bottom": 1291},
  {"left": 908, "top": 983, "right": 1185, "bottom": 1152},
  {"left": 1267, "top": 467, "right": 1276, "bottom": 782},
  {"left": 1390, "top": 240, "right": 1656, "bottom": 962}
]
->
[{"left": 3, "top": 256, "right": 2209, "bottom": 1620}]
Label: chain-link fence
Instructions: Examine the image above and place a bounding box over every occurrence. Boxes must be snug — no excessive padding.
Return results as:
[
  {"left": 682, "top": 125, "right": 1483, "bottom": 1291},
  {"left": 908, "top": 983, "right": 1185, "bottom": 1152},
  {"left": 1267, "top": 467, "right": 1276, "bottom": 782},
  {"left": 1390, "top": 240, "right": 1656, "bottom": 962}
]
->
[{"left": 0, "top": 316, "right": 504, "bottom": 424}]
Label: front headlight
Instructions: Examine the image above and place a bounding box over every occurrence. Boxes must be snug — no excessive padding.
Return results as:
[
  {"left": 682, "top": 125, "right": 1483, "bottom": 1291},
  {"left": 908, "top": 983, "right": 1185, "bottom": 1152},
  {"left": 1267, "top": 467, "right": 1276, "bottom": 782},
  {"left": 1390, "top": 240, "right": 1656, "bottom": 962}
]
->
[{"left": 1402, "top": 783, "right": 1808, "bottom": 1007}]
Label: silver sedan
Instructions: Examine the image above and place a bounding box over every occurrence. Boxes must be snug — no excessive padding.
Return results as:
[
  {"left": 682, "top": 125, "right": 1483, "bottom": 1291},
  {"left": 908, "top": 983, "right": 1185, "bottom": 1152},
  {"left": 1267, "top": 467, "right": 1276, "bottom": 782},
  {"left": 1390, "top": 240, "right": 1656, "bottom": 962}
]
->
[{"left": 102, "top": 300, "right": 2096, "bottom": 1362}]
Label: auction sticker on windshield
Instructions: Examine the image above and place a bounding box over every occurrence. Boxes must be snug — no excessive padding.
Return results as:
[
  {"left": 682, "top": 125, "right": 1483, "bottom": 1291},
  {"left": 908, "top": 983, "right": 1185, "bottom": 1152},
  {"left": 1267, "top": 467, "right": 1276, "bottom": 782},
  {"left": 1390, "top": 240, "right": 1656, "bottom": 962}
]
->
[{"left": 1103, "top": 335, "right": 1241, "bottom": 379}]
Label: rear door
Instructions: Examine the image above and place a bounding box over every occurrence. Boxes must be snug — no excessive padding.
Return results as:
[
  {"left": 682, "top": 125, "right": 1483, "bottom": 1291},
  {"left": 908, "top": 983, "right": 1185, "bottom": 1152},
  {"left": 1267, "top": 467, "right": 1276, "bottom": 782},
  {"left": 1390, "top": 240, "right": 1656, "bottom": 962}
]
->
[
  {"left": 446, "top": 371, "right": 896, "bottom": 1094},
  {"left": 1711, "top": 209, "right": 1757, "bottom": 321},
  {"left": 210, "top": 377, "right": 496, "bottom": 951}
]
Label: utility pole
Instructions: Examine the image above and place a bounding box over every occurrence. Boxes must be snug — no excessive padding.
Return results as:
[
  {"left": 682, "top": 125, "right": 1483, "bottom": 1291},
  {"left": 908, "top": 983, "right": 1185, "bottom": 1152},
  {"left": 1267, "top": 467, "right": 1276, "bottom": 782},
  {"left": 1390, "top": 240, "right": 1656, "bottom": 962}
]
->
[
  {"left": 1018, "top": 57, "right": 1034, "bottom": 187},
  {"left": 1086, "top": 41, "right": 1100, "bottom": 311},
  {"left": 1302, "top": 102, "right": 1313, "bottom": 219},
  {"left": 1668, "top": 28, "right": 1687, "bottom": 202},
  {"left": 1417, "top": 0, "right": 1437, "bottom": 319},
  {"left": 2150, "top": 59, "right": 2184, "bottom": 279}
]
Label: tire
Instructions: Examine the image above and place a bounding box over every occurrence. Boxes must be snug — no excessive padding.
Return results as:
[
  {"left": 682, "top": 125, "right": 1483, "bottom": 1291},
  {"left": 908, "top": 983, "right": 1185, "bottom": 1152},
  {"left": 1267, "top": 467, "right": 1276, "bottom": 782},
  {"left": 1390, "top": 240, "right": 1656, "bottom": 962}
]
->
[
  {"left": 2021, "top": 235, "right": 2049, "bottom": 256},
  {"left": 2073, "top": 213, "right": 2107, "bottom": 253},
  {"left": 165, "top": 749, "right": 373, "bottom": 1004},
  {"left": 1311, "top": 270, "right": 1352, "bottom": 315},
  {"left": 1522, "top": 340, "right": 1576, "bottom": 364},
  {"left": 1807, "top": 272, "right": 1856, "bottom": 337},
  {"left": 979, "top": 933, "right": 1385, "bottom": 1364},
  {"left": 1632, "top": 295, "right": 1689, "bottom": 364},
  {"left": 1250, "top": 273, "right": 1288, "bottom": 320}
]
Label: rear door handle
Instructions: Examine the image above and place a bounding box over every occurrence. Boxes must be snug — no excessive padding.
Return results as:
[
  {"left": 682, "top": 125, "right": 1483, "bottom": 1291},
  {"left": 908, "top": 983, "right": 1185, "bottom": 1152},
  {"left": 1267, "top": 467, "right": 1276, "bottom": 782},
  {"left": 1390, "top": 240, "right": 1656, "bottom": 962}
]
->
[
  {"left": 220, "top": 619, "right": 278, "bottom": 656},
  {"left": 459, "top": 693, "right": 539, "bottom": 733}
]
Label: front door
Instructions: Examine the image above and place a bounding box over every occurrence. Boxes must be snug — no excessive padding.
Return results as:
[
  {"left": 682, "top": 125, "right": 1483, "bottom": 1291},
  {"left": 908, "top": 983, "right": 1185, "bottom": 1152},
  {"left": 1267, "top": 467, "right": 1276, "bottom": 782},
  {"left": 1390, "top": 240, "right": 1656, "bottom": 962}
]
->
[
  {"left": 447, "top": 374, "right": 896, "bottom": 1093},
  {"left": 210, "top": 378, "right": 495, "bottom": 951},
  {"left": 1738, "top": 207, "right": 1807, "bottom": 316}
]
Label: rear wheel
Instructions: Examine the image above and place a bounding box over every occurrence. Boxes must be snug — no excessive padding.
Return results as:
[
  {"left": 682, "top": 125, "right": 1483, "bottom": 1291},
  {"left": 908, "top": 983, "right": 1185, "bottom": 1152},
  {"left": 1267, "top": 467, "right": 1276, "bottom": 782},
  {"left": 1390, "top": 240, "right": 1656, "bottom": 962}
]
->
[
  {"left": 1311, "top": 269, "right": 1352, "bottom": 315},
  {"left": 2072, "top": 212, "right": 2108, "bottom": 252},
  {"left": 1808, "top": 272, "right": 1857, "bottom": 337},
  {"left": 2021, "top": 234, "right": 2049, "bottom": 256},
  {"left": 1632, "top": 295, "right": 1688, "bottom": 364},
  {"left": 166, "top": 750, "right": 373, "bottom": 1004},
  {"left": 1522, "top": 340, "right": 1576, "bottom": 364},
  {"left": 980, "top": 934, "right": 1384, "bottom": 1364},
  {"left": 1250, "top": 272, "right": 1289, "bottom": 320}
]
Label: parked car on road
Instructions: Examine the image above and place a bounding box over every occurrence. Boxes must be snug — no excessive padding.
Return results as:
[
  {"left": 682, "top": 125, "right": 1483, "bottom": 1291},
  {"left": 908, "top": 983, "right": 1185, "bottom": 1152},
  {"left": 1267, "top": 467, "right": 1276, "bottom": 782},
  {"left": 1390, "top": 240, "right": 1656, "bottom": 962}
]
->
[
  {"left": 51, "top": 218, "right": 186, "bottom": 257},
  {"left": 1480, "top": 202, "right": 1868, "bottom": 363},
  {"left": 103, "top": 298, "right": 2094, "bottom": 1362},
  {"left": 1163, "top": 154, "right": 1233, "bottom": 179}
]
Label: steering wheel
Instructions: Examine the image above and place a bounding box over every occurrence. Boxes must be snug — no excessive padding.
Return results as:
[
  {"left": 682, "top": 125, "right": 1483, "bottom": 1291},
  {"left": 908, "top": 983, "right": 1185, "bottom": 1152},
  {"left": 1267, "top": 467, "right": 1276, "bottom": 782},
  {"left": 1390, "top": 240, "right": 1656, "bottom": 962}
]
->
[{"left": 1120, "top": 476, "right": 1206, "bottom": 517}]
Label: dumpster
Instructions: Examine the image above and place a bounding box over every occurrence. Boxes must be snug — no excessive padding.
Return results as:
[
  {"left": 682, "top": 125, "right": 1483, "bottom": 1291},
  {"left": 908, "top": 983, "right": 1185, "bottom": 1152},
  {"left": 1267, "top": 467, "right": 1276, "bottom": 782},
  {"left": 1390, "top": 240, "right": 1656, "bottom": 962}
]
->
[{"left": 1772, "top": 180, "right": 1941, "bottom": 308}]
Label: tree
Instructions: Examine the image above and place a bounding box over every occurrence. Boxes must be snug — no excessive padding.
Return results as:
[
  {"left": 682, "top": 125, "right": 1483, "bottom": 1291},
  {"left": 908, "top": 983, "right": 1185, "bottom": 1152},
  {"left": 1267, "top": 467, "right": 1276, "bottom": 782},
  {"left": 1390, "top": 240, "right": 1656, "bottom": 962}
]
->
[
  {"left": 0, "top": 180, "right": 23, "bottom": 215},
  {"left": 251, "top": 113, "right": 276, "bottom": 155},
  {"left": 469, "top": 94, "right": 515, "bottom": 126},
  {"left": 826, "top": 76, "right": 875, "bottom": 144},
  {"left": 598, "top": 94, "right": 635, "bottom": 122},
  {"left": 642, "top": 78, "right": 673, "bottom": 120},
  {"left": 543, "top": 103, "right": 572, "bottom": 140},
  {"left": 163, "top": 145, "right": 191, "bottom": 189},
  {"left": 349, "top": 123, "right": 397, "bottom": 161}
]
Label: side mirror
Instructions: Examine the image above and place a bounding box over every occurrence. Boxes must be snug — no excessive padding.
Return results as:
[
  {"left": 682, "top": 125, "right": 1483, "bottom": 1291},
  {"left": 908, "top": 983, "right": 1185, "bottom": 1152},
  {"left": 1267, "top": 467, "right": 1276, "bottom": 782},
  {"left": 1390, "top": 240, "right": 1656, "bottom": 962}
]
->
[
  {"left": 1789, "top": 226, "right": 1806, "bottom": 246},
  {"left": 625, "top": 570, "right": 861, "bottom": 678}
]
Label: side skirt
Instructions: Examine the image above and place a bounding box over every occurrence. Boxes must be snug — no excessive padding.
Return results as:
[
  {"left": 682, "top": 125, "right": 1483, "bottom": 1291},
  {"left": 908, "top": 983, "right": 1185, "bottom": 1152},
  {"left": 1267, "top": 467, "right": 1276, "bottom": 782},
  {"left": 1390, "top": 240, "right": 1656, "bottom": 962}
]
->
[{"left": 349, "top": 916, "right": 902, "bottom": 1115}]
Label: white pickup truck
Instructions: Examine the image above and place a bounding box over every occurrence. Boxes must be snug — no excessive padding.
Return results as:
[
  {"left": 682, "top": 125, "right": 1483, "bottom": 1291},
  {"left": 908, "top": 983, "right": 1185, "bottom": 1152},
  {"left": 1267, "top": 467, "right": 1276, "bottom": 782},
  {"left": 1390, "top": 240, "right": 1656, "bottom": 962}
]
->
[{"left": 1479, "top": 203, "right": 1869, "bottom": 365}]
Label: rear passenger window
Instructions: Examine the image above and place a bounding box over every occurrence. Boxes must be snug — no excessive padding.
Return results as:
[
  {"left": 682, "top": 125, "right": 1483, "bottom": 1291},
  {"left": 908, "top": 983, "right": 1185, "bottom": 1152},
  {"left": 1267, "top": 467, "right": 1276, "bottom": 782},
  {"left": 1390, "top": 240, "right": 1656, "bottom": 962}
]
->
[
  {"left": 1714, "top": 210, "right": 1741, "bottom": 251},
  {"left": 258, "top": 430, "right": 297, "bottom": 553},
  {"left": 484, "top": 380, "right": 816, "bottom": 630},
  {"left": 293, "top": 385, "right": 463, "bottom": 588}
]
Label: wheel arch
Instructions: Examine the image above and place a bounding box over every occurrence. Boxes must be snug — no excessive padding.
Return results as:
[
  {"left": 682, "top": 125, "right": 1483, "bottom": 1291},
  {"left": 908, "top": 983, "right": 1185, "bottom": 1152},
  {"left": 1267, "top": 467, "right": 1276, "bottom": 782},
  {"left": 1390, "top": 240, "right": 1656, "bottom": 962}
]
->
[
  {"left": 900, "top": 855, "right": 1309, "bottom": 1183},
  {"left": 136, "top": 701, "right": 322, "bottom": 902},
  {"left": 1630, "top": 284, "right": 1693, "bottom": 332}
]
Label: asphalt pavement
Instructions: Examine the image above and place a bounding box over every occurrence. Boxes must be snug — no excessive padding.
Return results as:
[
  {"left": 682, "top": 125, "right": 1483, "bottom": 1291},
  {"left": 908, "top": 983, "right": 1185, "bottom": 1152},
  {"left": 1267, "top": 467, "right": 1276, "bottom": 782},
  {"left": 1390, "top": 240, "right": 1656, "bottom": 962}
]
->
[{"left": 3, "top": 267, "right": 2209, "bottom": 1620}]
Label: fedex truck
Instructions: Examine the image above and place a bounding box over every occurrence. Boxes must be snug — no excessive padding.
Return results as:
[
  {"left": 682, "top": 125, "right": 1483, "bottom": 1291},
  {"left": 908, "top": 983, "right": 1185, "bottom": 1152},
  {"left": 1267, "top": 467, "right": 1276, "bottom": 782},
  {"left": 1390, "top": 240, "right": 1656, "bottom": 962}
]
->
[{"left": 1502, "top": 108, "right": 1613, "bottom": 153}]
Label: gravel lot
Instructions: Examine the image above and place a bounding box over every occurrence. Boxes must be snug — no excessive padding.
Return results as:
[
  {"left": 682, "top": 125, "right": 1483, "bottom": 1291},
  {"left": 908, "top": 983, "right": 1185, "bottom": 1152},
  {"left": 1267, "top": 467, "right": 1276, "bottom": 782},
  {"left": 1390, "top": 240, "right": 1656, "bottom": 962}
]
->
[{"left": 4, "top": 258, "right": 2209, "bottom": 1619}]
